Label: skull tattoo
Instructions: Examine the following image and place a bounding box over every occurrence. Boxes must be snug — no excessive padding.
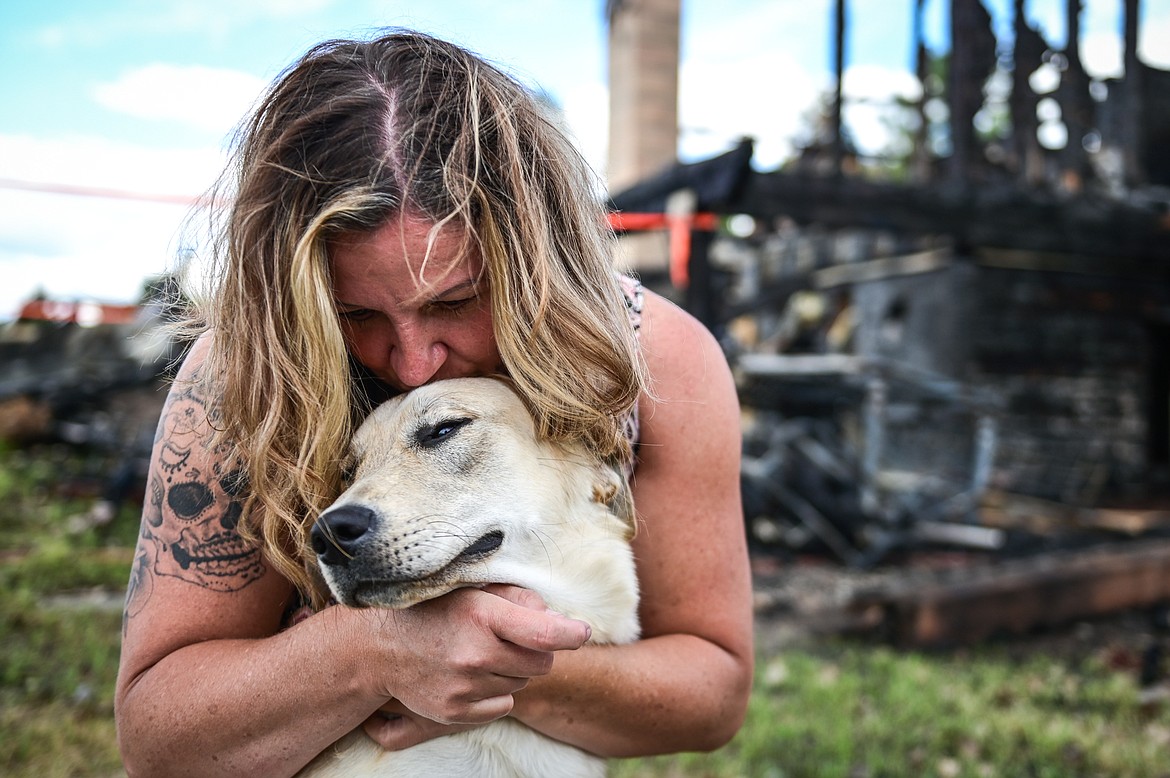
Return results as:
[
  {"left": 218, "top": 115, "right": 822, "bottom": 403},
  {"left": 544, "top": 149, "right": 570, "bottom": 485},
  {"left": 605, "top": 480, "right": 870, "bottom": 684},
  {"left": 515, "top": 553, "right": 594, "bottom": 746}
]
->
[{"left": 142, "top": 386, "right": 264, "bottom": 591}]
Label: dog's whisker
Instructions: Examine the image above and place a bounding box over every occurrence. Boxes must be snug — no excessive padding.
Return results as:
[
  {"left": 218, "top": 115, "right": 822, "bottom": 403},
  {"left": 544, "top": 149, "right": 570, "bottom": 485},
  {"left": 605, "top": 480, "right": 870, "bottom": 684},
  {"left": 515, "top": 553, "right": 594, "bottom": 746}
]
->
[
  {"left": 529, "top": 528, "right": 562, "bottom": 569},
  {"left": 535, "top": 454, "right": 593, "bottom": 472},
  {"left": 423, "top": 527, "right": 477, "bottom": 540}
]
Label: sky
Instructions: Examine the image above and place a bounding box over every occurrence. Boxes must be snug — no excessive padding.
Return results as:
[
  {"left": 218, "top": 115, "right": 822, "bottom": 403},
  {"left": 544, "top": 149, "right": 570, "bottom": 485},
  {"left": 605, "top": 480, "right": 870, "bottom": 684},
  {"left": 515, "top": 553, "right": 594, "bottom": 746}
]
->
[{"left": 0, "top": 0, "right": 1167, "bottom": 321}]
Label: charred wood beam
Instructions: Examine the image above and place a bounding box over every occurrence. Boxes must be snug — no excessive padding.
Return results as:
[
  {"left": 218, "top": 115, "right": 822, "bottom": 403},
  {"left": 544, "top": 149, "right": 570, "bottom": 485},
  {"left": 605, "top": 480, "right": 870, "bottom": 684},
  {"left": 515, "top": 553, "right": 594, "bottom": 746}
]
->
[
  {"left": 1122, "top": 0, "right": 1145, "bottom": 187},
  {"left": 947, "top": 0, "right": 997, "bottom": 185},
  {"left": 736, "top": 172, "right": 1170, "bottom": 261},
  {"left": 830, "top": 0, "right": 847, "bottom": 179},
  {"left": 1060, "top": 0, "right": 1093, "bottom": 189},
  {"left": 685, "top": 228, "right": 716, "bottom": 328},
  {"left": 911, "top": 0, "right": 932, "bottom": 183},
  {"left": 1011, "top": 0, "right": 1047, "bottom": 186},
  {"left": 849, "top": 538, "right": 1170, "bottom": 647},
  {"left": 608, "top": 138, "right": 755, "bottom": 213}
]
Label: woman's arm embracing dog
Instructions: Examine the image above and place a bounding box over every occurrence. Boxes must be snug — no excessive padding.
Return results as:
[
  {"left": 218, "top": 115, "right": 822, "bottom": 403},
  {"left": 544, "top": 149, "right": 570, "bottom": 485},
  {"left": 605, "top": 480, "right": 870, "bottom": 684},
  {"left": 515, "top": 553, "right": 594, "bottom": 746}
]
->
[{"left": 299, "top": 377, "right": 639, "bottom": 777}]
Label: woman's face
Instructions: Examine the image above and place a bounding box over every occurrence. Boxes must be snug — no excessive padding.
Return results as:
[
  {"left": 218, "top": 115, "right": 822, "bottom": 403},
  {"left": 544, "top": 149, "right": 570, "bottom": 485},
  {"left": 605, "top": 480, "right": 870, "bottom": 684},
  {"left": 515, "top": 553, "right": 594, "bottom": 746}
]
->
[{"left": 329, "top": 214, "right": 502, "bottom": 392}]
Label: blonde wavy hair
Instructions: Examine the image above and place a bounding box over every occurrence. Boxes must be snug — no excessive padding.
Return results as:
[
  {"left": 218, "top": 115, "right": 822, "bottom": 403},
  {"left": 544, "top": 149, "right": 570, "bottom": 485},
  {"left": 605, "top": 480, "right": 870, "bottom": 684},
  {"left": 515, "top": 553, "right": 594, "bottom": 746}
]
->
[{"left": 181, "top": 31, "right": 647, "bottom": 605}]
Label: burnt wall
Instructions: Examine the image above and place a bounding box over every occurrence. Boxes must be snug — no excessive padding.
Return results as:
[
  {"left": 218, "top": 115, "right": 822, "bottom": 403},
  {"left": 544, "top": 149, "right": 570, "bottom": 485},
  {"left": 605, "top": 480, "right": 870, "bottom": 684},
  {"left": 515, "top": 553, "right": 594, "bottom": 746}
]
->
[
  {"left": 968, "top": 267, "right": 1160, "bottom": 503},
  {"left": 852, "top": 260, "right": 1168, "bottom": 504},
  {"left": 852, "top": 262, "right": 978, "bottom": 379}
]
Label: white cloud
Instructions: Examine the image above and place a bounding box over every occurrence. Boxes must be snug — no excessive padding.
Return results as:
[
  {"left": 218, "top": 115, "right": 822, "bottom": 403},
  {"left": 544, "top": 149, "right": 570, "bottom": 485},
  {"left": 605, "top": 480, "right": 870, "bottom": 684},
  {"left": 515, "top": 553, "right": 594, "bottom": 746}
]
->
[
  {"left": 34, "top": 0, "right": 338, "bottom": 49},
  {"left": 680, "top": 49, "right": 923, "bottom": 169},
  {"left": 1030, "top": 1, "right": 1170, "bottom": 78},
  {"left": 838, "top": 65, "right": 923, "bottom": 158},
  {"left": 842, "top": 64, "right": 922, "bottom": 103},
  {"left": 559, "top": 80, "right": 610, "bottom": 181},
  {"left": 678, "top": 0, "right": 833, "bottom": 169},
  {"left": 94, "top": 64, "right": 268, "bottom": 133},
  {"left": 680, "top": 49, "right": 824, "bottom": 170},
  {"left": 676, "top": 0, "right": 927, "bottom": 169},
  {"left": 1139, "top": 12, "right": 1170, "bottom": 69},
  {"left": 0, "top": 134, "right": 226, "bottom": 320},
  {"left": 1072, "top": 1, "right": 1170, "bottom": 75},
  {"left": 1081, "top": 27, "right": 1124, "bottom": 78},
  {"left": 0, "top": 133, "right": 226, "bottom": 196},
  {"left": 0, "top": 189, "right": 192, "bottom": 319}
]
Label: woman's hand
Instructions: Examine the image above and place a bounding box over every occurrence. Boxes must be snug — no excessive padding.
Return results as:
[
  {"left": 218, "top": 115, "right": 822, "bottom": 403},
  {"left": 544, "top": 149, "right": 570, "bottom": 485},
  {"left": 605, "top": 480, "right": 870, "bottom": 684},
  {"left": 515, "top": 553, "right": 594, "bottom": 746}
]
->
[
  {"left": 361, "top": 699, "right": 477, "bottom": 750},
  {"left": 353, "top": 583, "right": 591, "bottom": 731}
]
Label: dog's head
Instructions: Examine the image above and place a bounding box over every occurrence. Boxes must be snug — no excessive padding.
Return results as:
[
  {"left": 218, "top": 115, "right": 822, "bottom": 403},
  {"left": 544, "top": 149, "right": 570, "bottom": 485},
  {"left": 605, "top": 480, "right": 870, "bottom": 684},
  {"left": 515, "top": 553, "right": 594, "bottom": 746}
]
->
[{"left": 309, "top": 377, "right": 636, "bottom": 609}]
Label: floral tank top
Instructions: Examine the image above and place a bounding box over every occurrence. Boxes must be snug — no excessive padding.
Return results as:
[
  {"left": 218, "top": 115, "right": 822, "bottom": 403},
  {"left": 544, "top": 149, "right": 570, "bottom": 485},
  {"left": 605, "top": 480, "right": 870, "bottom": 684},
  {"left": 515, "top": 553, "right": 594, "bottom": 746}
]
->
[{"left": 617, "top": 273, "right": 643, "bottom": 479}]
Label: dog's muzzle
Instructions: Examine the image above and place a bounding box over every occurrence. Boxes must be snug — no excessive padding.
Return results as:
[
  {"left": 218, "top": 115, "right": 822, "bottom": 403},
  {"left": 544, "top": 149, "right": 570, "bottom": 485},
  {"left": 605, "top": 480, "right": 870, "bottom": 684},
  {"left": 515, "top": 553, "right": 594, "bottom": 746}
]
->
[{"left": 310, "top": 505, "right": 506, "bottom": 572}]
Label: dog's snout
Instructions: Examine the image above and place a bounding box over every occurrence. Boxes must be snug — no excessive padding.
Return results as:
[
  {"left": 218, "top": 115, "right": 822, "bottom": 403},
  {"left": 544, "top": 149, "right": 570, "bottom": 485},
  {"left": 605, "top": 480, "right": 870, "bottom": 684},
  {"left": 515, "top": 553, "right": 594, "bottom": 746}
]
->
[{"left": 311, "top": 505, "right": 376, "bottom": 567}]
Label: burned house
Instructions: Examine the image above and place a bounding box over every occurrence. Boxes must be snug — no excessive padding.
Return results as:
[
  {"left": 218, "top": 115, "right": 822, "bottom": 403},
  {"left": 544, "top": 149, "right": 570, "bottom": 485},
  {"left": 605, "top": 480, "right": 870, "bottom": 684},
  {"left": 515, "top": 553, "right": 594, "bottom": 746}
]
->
[
  {"left": 609, "top": 0, "right": 1170, "bottom": 566},
  {"left": 0, "top": 279, "right": 183, "bottom": 516}
]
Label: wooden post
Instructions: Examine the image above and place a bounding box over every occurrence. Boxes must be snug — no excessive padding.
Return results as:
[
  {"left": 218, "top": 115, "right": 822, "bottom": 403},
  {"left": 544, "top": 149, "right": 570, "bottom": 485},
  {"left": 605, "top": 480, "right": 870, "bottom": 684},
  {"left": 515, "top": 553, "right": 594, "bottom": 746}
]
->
[
  {"left": 1010, "top": 0, "right": 1045, "bottom": 185},
  {"left": 1060, "top": 0, "right": 1091, "bottom": 190},
  {"left": 947, "top": 0, "right": 998, "bottom": 187},
  {"left": 1121, "top": 0, "right": 1145, "bottom": 187},
  {"left": 912, "top": 0, "right": 932, "bottom": 183},
  {"left": 830, "top": 0, "right": 847, "bottom": 178},
  {"left": 685, "top": 227, "right": 716, "bottom": 329}
]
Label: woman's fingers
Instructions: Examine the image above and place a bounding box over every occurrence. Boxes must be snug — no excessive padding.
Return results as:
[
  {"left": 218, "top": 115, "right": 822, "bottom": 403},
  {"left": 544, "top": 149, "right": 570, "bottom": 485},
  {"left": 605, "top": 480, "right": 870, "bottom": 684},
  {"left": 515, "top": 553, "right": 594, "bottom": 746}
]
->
[
  {"left": 478, "top": 584, "right": 593, "bottom": 652},
  {"left": 351, "top": 586, "right": 590, "bottom": 726},
  {"left": 362, "top": 699, "right": 497, "bottom": 749}
]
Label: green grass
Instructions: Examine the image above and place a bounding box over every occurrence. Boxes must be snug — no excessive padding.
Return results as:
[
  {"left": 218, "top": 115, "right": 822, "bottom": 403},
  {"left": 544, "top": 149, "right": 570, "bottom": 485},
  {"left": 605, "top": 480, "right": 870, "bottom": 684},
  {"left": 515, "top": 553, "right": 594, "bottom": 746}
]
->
[
  {"left": 611, "top": 646, "right": 1169, "bottom": 777},
  {"left": 2, "top": 445, "right": 1169, "bottom": 777},
  {"left": 0, "top": 443, "right": 136, "bottom": 778}
]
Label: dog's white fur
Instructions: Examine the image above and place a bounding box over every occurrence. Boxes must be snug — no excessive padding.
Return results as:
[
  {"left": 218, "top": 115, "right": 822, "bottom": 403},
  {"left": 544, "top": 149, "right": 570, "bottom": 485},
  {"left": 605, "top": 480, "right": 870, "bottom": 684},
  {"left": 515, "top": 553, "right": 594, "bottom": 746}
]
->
[{"left": 297, "top": 377, "right": 639, "bottom": 778}]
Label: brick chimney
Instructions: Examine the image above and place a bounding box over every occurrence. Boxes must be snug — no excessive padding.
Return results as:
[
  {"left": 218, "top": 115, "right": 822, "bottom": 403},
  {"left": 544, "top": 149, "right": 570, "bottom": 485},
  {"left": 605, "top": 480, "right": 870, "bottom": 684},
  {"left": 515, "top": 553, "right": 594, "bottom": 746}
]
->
[
  {"left": 606, "top": 0, "right": 681, "bottom": 273},
  {"left": 606, "top": 0, "right": 680, "bottom": 193}
]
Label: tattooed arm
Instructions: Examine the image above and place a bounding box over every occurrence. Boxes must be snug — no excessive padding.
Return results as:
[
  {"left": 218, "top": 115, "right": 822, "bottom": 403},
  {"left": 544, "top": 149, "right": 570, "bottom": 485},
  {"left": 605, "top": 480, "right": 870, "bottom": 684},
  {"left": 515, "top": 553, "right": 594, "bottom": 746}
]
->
[
  {"left": 115, "top": 335, "right": 384, "bottom": 776},
  {"left": 122, "top": 363, "right": 263, "bottom": 632},
  {"left": 115, "top": 336, "right": 590, "bottom": 778}
]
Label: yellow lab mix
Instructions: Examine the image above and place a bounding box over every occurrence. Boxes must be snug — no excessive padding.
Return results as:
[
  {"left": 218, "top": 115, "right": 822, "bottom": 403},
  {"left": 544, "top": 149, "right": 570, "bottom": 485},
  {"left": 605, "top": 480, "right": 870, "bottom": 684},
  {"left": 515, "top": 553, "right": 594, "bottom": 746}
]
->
[{"left": 299, "top": 377, "right": 639, "bottom": 778}]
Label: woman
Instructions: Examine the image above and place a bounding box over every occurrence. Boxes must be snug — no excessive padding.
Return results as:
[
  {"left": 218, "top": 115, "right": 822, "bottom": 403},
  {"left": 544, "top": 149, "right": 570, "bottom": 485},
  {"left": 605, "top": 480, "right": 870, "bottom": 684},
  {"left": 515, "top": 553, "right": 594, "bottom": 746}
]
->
[{"left": 115, "top": 31, "right": 753, "bottom": 776}]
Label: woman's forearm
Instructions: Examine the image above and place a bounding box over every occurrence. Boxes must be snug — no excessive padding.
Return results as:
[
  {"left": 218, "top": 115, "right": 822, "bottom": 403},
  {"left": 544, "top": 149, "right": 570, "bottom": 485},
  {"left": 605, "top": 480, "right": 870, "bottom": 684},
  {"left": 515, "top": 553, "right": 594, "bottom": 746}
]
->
[
  {"left": 118, "top": 587, "right": 592, "bottom": 776},
  {"left": 117, "top": 608, "right": 383, "bottom": 778},
  {"left": 511, "top": 634, "right": 753, "bottom": 758}
]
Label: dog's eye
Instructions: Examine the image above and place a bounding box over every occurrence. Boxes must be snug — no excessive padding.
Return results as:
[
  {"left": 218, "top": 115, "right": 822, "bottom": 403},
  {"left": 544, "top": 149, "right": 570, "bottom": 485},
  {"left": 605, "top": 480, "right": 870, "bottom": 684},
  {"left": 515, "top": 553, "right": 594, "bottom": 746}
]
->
[{"left": 417, "top": 417, "right": 472, "bottom": 448}]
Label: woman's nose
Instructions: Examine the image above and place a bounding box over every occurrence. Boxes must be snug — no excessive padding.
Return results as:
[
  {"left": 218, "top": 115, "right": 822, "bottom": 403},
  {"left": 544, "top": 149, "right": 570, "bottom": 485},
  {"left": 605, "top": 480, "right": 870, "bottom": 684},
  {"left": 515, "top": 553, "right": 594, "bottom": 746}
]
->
[{"left": 390, "top": 324, "right": 447, "bottom": 388}]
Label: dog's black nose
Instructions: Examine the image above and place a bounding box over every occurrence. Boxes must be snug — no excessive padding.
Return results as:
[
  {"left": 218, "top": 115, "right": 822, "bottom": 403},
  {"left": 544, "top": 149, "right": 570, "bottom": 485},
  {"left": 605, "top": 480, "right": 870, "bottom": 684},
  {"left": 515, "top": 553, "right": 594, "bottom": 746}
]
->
[{"left": 311, "top": 505, "right": 376, "bottom": 567}]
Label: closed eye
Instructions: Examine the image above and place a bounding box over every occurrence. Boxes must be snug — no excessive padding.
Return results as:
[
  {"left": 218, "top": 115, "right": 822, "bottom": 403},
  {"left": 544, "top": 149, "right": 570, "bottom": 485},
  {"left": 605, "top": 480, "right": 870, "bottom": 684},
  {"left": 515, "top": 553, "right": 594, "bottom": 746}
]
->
[
  {"left": 427, "top": 297, "right": 478, "bottom": 316},
  {"left": 338, "top": 307, "right": 375, "bottom": 322},
  {"left": 416, "top": 417, "right": 473, "bottom": 448}
]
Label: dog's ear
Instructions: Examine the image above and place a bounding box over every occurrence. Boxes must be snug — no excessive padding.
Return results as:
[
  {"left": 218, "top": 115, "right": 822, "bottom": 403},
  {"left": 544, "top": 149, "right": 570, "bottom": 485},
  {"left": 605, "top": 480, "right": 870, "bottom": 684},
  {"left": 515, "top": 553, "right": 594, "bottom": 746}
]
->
[{"left": 592, "top": 459, "right": 637, "bottom": 539}]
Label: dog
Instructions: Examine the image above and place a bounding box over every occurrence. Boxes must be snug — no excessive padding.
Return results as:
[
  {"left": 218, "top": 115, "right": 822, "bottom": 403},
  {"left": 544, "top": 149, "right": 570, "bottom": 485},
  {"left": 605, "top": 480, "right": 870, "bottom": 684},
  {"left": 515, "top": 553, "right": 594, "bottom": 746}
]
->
[{"left": 297, "top": 377, "right": 639, "bottom": 778}]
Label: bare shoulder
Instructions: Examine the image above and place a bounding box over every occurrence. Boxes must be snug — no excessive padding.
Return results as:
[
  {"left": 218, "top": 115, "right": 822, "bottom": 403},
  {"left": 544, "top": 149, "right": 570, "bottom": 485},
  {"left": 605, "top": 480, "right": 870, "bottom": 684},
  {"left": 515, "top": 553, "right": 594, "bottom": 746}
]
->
[
  {"left": 121, "top": 335, "right": 292, "bottom": 666},
  {"left": 629, "top": 289, "right": 749, "bottom": 648},
  {"left": 636, "top": 288, "right": 740, "bottom": 436}
]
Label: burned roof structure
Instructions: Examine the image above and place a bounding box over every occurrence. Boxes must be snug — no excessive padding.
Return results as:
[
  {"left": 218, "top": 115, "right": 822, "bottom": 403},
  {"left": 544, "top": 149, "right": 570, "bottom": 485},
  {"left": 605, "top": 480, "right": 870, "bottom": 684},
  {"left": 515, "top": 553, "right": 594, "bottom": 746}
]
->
[{"left": 610, "top": 0, "right": 1170, "bottom": 571}]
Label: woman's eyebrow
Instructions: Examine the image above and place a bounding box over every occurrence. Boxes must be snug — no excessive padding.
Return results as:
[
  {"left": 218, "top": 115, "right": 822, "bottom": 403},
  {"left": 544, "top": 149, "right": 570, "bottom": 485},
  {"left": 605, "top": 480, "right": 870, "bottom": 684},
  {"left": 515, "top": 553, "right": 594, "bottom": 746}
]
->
[
  {"left": 334, "top": 278, "right": 483, "bottom": 310},
  {"left": 404, "top": 277, "right": 480, "bottom": 306}
]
